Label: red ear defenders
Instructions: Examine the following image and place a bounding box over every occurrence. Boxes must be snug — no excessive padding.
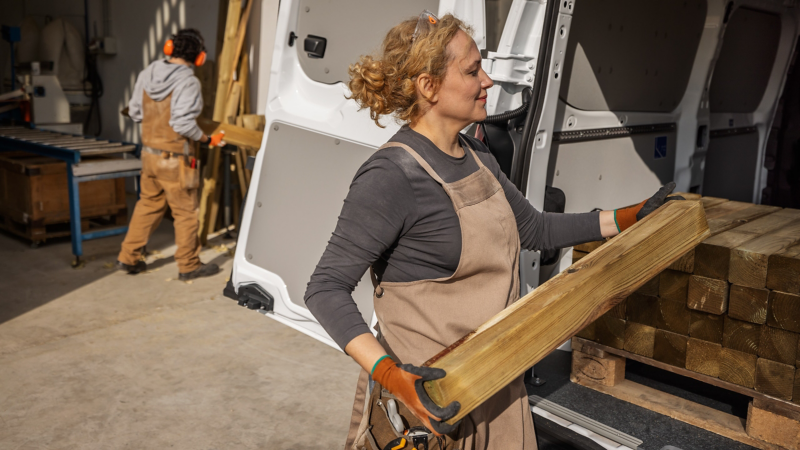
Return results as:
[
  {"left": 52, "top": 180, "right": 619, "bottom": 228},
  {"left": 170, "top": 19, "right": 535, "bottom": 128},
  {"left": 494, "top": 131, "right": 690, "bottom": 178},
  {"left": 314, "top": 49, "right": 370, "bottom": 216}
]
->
[{"left": 163, "top": 37, "right": 207, "bottom": 66}]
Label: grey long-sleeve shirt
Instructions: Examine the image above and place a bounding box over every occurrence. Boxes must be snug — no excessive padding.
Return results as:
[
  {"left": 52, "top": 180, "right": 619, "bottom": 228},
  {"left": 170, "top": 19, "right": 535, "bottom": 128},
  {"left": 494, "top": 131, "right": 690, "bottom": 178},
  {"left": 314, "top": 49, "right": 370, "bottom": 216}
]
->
[
  {"left": 128, "top": 59, "right": 204, "bottom": 141},
  {"left": 305, "top": 126, "right": 603, "bottom": 350}
]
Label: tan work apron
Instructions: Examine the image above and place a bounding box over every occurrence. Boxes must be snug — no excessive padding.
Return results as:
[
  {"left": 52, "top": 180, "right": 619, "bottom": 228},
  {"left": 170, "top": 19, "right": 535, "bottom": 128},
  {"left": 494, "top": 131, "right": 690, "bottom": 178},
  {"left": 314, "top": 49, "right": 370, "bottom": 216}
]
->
[{"left": 346, "top": 141, "right": 537, "bottom": 450}]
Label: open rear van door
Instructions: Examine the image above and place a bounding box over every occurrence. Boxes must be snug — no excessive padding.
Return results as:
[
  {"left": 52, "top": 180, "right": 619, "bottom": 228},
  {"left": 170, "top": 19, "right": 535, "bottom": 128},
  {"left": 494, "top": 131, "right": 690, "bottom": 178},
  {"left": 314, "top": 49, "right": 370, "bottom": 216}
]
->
[{"left": 227, "top": 0, "right": 487, "bottom": 350}]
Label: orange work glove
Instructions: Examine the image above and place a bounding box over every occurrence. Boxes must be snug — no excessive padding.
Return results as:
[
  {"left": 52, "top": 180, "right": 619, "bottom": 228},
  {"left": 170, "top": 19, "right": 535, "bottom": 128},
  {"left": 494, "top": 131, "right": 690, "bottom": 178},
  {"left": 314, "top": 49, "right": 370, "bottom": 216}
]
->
[
  {"left": 208, "top": 131, "right": 226, "bottom": 148},
  {"left": 614, "top": 181, "right": 684, "bottom": 232},
  {"left": 371, "top": 355, "right": 461, "bottom": 436}
]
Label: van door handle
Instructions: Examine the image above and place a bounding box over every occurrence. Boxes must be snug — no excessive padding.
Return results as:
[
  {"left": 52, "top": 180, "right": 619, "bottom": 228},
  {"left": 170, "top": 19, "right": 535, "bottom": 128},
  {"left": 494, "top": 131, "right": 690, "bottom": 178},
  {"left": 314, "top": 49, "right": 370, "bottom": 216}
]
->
[{"left": 304, "top": 35, "right": 327, "bottom": 59}]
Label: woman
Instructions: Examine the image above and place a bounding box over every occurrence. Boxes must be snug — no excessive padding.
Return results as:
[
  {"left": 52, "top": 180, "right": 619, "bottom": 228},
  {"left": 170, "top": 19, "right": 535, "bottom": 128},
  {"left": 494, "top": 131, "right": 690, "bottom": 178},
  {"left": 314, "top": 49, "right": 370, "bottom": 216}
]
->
[{"left": 304, "top": 11, "right": 678, "bottom": 450}]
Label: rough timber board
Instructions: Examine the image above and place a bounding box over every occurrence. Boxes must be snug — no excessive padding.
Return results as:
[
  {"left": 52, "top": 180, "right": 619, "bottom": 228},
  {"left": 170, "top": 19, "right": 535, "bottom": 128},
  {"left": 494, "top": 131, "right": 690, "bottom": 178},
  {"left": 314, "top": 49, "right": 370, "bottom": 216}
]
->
[
  {"left": 767, "top": 243, "right": 800, "bottom": 294},
  {"left": 730, "top": 218, "right": 800, "bottom": 289},
  {"left": 422, "top": 201, "right": 710, "bottom": 423}
]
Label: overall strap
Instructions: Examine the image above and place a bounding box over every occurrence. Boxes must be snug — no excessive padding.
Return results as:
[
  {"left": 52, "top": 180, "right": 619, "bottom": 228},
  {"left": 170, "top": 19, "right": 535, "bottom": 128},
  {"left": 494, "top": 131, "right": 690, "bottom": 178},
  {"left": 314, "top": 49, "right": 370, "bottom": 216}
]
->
[
  {"left": 459, "top": 135, "right": 486, "bottom": 170},
  {"left": 379, "top": 141, "right": 445, "bottom": 185}
]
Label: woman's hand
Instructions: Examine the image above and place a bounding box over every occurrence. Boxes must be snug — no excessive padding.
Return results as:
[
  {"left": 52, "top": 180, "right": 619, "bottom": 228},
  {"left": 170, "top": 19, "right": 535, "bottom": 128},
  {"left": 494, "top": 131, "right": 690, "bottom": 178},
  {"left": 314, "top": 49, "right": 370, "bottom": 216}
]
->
[
  {"left": 372, "top": 356, "right": 461, "bottom": 436},
  {"left": 345, "top": 333, "right": 461, "bottom": 436},
  {"left": 600, "top": 182, "right": 685, "bottom": 237}
]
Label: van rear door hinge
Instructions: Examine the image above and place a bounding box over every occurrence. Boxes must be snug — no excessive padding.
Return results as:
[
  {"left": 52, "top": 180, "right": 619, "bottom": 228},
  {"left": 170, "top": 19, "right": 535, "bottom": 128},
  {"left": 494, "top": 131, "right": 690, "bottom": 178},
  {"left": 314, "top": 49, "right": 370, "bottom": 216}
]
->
[
  {"left": 230, "top": 283, "right": 274, "bottom": 312},
  {"left": 482, "top": 51, "right": 536, "bottom": 86}
]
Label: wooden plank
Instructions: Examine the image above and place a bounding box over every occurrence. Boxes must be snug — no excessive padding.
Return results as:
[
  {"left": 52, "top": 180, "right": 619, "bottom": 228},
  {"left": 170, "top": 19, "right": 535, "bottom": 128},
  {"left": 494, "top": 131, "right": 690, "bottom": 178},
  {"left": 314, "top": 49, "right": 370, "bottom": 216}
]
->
[
  {"left": 422, "top": 201, "right": 710, "bottom": 423},
  {"left": 659, "top": 270, "right": 690, "bottom": 303},
  {"left": 655, "top": 297, "right": 691, "bottom": 334},
  {"left": 572, "top": 250, "right": 589, "bottom": 263},
  {"left": 570, "top": 349, "right": 625, "bottom": 387},
  {"left": 755, "top": 358, "right": 796, "bottom": 400},
  {"left": 212, "top": 0, "right": 242, "bottom": 122},
  {"left": 573, "top": 240, "right": 605, "bottom": 253},
  {"left": 723, "top": 316, "right": 762, "bottom": 355},
  {"left": 687, "top": 274, "right": 730, "bottom": 315},
  {"left": 689, "top": 310, "right": 725, "bottom": 344},
  {"left": 701, "top": 197, "right": 730, "bottom": 208},
  {"left": 623, "top": 322, "right": 656, "bottom": 358},
  {"left": 626, "top": 292, "right": 659, "bottom": 327},
  {"left": 767, "top": 291, "right": 800, "bottom": 333},
  {"left": 197, "top": 117, "right": 263, "bottom": 149},
  {"left": 747, "top": 402, "right": 800, "bottom": 450},
  {"left": 719, "top": 348, "right": 758, "bottom": 388},
  {"left": 696, "top": 230, "right": 765, "bottom": 280},
  {"left": 571, "top": 377, "right": 780, "bottom": 449},
  {"left": 595, "top": 315, "right": 625, "bottom": 350},
  {"left": 730, "top": 218, "right": 800, "bottom": 289},
  {"left": 604, "top": 299, "right": 626, "bottom": 319},
  {"left": 759, "top": 326, "right": 799, "bottom": 366},
  {"left": 653, "top": 329, "right": 688, "bottom": 367},
  {"left": 754, "top": 397, "right": 800, "bottom": 423},
  {"left": 224, "top": 0, "right": 254, "bottom": 103},
  {"left": 729, "top": 285, "right": 770, "bottom": 324},
  {"left": 686, "top": 338, "right": 722, "bottom": 377},
  {"left": 706, "top": 203, "right": 781, "bottom": 235},
  {"left": 767, "top": 243, "right": 800, "bottom": 295}
]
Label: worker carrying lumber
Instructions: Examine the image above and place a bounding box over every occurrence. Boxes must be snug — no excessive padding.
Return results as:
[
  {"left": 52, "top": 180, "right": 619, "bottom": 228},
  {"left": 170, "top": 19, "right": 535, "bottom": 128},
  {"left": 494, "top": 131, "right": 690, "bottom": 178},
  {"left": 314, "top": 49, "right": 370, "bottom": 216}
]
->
[
  {"left": 116, "top": 29, "right": 225, "bottom": 280},
  {"left": 303, "top": 11, "right": 684, "bottom": 450}
]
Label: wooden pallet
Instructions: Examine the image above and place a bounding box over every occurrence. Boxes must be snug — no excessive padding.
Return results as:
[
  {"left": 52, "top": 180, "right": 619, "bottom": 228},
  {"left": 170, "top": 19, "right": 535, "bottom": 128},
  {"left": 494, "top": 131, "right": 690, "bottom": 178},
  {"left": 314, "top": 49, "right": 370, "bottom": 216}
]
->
[
  {"left": 571, "top": 336, "right": 800, "bottom": 449},
  {"left": 0, "top": 151, "right": 128, "bottom": 244},
  {"left": 0, "top": 209, "right": 128, "bottom": 245}
]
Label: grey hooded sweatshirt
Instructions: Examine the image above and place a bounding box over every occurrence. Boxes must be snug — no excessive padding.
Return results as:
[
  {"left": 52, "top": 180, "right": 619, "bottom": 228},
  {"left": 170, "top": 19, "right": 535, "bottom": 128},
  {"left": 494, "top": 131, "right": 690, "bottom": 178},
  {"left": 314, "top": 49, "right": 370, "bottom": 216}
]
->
[{"left": 128, "top": 59, "right": 204, "bottom": 141}]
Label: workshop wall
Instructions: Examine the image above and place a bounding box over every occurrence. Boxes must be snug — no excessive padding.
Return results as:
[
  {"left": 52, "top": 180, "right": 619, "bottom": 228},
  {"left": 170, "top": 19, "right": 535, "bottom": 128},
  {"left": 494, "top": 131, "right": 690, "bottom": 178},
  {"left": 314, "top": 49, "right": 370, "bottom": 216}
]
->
[{"left": 0, "top": 0, "right": 278, "bottom": 143}]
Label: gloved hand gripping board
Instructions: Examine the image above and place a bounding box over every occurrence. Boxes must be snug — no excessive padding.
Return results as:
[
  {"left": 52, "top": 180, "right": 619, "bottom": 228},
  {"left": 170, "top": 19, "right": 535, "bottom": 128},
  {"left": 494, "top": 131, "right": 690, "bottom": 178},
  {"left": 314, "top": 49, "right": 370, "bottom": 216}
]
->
[{"left": 422, "top": 200, "right": 711, "bottom": 424}]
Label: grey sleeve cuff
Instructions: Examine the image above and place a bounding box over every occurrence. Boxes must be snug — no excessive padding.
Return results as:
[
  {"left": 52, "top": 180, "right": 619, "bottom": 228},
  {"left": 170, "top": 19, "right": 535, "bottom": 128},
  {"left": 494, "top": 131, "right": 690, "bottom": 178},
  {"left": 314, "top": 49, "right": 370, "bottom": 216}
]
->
[{"left": 305, "top": 290, "right": 372, "bottom": 351}]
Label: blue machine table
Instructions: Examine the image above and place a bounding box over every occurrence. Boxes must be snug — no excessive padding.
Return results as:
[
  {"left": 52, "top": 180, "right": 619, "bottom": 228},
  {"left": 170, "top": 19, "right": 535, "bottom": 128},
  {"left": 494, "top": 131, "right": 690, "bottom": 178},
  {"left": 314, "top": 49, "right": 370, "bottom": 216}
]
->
[{"left": 0, "top": 125, "right": 141, "bottom": 266}]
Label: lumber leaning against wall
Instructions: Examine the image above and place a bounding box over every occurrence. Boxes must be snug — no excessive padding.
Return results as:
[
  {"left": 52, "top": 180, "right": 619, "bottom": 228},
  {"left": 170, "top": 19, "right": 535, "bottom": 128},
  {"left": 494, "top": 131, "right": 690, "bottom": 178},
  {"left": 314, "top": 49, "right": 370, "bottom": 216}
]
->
[{"left": 422, "top": 200, "right": 710, "bottom": 423}]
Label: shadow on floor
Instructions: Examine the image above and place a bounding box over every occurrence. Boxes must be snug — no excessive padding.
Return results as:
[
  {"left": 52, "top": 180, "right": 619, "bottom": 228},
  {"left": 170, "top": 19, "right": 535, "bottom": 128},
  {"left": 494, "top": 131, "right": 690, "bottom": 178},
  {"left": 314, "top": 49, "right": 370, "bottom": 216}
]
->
[{"left": 0, "top": 220, "right": 235, "bottom": 326}]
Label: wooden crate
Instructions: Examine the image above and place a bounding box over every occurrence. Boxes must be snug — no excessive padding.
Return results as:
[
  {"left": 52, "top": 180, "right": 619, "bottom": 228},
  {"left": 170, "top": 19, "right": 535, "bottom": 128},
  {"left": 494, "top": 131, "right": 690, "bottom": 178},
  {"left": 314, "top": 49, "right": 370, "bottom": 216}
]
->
[
  {"left": 0, "top": 151, "right": 127, "bottom": 243},
  {"left": 572, "top": 337, "right": 800, "bottom": 449}
]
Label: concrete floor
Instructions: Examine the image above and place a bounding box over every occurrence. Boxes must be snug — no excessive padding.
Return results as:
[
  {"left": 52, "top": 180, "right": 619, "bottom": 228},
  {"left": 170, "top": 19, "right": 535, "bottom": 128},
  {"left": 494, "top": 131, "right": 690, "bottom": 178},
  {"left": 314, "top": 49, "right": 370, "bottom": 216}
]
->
[{"left": 0, "top": 219, "right": 361, "bottom": 449}]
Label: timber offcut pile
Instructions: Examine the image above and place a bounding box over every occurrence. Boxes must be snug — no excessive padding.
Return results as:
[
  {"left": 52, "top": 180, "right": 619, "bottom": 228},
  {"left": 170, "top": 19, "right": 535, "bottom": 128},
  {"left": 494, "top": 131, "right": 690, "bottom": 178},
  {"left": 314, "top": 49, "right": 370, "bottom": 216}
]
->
[{"left": 573, "top": 194, "right": 800, "bottom": 449}]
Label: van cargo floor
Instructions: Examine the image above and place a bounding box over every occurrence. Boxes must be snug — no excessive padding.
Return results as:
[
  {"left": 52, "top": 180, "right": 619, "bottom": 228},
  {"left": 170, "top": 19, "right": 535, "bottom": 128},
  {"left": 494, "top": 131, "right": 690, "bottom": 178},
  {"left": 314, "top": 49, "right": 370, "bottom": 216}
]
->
[{"left": 528, "top": 350, "right": 756, "bottom": 450}]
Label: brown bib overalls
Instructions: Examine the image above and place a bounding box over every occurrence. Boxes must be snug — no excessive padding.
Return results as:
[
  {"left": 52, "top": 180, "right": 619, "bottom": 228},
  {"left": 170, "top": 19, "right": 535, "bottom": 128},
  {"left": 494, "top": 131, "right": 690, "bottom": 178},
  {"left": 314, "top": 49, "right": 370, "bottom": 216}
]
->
[{"left": 346, "top": 141, "right": 537, "bottom": 450}]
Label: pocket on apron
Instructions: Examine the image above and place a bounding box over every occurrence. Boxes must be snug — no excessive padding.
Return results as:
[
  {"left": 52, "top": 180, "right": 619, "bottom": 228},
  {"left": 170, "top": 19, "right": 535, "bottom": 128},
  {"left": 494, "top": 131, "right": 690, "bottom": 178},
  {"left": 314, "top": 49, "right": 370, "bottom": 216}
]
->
[{"left": 179, "top": 156, "right": 200, "bottom": 190}]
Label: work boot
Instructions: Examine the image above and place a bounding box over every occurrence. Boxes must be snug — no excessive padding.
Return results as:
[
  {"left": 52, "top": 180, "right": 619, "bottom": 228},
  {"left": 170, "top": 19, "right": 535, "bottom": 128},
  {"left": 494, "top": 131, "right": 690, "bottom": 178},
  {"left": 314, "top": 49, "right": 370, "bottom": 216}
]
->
[
  {"left": 178, "top": 263, "right": 220, "bottom": 281},
  {"left": 116, "top": 260, "right": 147, "bottom": 274}
]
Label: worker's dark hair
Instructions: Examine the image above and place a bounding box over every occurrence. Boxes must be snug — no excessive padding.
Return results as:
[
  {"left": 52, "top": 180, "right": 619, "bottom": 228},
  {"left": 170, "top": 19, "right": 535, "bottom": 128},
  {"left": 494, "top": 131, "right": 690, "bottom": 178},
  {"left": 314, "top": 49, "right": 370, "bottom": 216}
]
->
[{"left": 171, "top": 29, "right": 205, "bottom": 62}]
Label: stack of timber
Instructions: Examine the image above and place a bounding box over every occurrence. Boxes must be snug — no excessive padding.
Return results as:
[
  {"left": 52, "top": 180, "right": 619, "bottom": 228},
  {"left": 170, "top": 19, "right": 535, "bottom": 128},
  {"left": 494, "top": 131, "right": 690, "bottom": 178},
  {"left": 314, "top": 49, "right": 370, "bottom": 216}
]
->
[
  {"left": 0, "top": 152, "right": 126, "bottom": 245},
  {"left": 572, "top": 194, "right": 800, "bottom": 449},
  {"left": 197, "top": 0, "right": 264, "bottom": 243}
]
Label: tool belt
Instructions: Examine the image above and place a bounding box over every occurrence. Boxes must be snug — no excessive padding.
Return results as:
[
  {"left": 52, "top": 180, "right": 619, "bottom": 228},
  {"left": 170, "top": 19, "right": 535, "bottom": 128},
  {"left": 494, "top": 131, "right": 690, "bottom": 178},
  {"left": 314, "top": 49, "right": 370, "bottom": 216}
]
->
[{"left": 360, "top": 380, "right": 460, "bottom": 450}]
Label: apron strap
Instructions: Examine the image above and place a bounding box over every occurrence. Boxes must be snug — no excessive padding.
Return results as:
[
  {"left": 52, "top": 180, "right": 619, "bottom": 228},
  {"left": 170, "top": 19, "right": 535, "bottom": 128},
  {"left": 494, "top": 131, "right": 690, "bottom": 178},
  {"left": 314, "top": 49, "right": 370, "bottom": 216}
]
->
[
  {"left": 380, "top": 136, "right": 486, "bottom": 186},
  {"left": 380, "top": 141, "right": 446, "bottom": 185}
]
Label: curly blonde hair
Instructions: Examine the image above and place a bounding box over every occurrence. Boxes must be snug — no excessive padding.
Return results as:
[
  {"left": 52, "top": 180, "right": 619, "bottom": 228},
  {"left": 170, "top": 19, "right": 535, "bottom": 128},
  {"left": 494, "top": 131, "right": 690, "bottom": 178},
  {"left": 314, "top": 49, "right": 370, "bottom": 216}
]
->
[{"left": 347, "top": 14, "right": 472, "bottom": 127}]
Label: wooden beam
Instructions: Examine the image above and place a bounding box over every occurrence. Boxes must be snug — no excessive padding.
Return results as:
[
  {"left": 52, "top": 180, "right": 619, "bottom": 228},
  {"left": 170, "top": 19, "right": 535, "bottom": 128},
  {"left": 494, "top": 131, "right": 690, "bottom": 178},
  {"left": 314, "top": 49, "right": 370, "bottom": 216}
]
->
[
  {"left": 636, "top": 275, "right": 660, "bottom": 297},
  {"left": 197, "top": 117, "right": 263, "bottom": 149},
  {"left": 595, "top": 314, "right": 625, "bottom": 350},
  {"left": 655, "top": 297, "right": 691, "bottom": 334},
  {"left": 755, "top": 358, "right": 795, "bottom": 400},
  {"left": 706, "top": 202, "right": 780, "bottom": 235},
  {"left": 687, "top": 274, "right": 729, "bottom": 315},
  {"left": 626, "top": 292, "right": 659, "bottom": 327},
  {"left": 767, "top": 291, "right": 800, "bottom": 333},
  {"left": 759, "top": 326, "right": 799, "bottom": 366},
  {"left": 689, "top": 310, "right": 725, "bottom": 344},
  {"left": 729, "top": 285, "right": 770, "bottom": 324},
  {"left": 653, "top": 329, "right": 688, "bottom": 367},
  {"left": 730, "top": 218, "right": 800, "bottom": 289},
  {"left": 570, "top": 350, "right": 626, "bottom": 387},
  {"left": 686, "top": 337, "right": 722, "bottom": 377},
  {"left": 719, "top": 347, "right": 758, "bottom": 388},
  {"left": 623, "top": 322, "right": 656, "bottom": 358},
  {"left": 659, "top": 270, "right": 690, "bottom": 303},
  {"left": 422, "top": 200, "right": 710, "bottom": 423},
  {"left": 723, "top": 316, "right": 762, "bottom": 355},
  {"left": 212, "top": 0, "right": 242, "bottom": 122},
  {"left": 747, "top": 402, "right": 800, "bottom": 450},
  {"left": 695, "top": 209, "right": 799, "bottom": 280},
  {"left": 767, "top": 243, "right": 800, "bottom": 295}
]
